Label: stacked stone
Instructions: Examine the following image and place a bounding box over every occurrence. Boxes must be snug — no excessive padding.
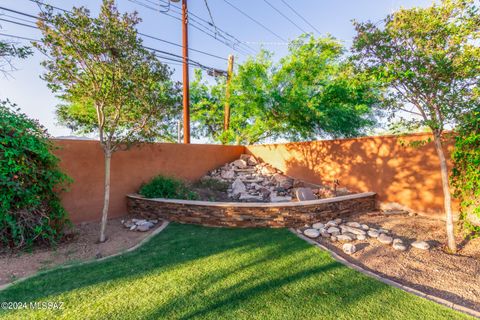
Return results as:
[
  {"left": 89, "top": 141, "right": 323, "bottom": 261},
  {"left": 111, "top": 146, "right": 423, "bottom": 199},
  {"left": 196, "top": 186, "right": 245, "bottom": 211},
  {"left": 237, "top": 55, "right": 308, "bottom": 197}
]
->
[{"left": 205, "top": 154, "right": 295, "bottom": 203}]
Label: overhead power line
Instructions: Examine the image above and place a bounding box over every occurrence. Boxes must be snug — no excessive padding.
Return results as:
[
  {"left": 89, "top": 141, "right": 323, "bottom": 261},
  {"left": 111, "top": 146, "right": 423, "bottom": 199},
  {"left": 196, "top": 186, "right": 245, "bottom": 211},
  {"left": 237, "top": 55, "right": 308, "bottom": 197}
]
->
[
  {"left": 279, "top": 0, "right": 321, "bottom": 34},
  {"left": 17, "top": 1, "right": 228, "bottom": 60},
  {"left": 222, "top": 0, "right": 287, "bottom": 42},
  {"left": 0, "top": 7, "right": 224, "bottom": 73},
  {"left": 129, "top": 0, "right": 255, "bottom": 55},
  {"left": 262, "top": 0, "right": 307, "bottom": 34}
]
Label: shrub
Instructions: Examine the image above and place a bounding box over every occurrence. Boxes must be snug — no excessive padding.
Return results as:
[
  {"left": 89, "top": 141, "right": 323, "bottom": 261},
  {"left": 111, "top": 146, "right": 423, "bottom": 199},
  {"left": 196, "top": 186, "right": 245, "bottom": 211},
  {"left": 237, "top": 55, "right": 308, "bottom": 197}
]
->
[
  {"left": 0, "top": 101, "right": 71, "bottom": 249},
  {"left": 139, "top": 175, "right": 198, "bottom": 200},
  {"left": 451, "top": 108, "right": 480, "bottom": 236}
]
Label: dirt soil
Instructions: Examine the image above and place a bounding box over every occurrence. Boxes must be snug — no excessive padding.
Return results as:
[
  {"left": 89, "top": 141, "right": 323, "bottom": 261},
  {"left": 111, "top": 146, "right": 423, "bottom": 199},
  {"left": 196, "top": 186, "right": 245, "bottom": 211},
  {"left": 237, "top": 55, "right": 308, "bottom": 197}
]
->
[
  {"left": 302, "top": 211, "right": 480, "bottom": 312},
  {"left": 0, "top": 217, "right": 163, "bottom": 286}
]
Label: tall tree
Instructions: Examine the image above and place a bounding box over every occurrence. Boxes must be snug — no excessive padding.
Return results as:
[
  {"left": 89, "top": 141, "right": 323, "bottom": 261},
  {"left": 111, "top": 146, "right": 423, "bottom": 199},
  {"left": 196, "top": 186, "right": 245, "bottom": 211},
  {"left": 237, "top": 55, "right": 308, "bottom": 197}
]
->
[
  {"left": 352, "top": 0, "right": 480, "bottom": 252},
  {"left": 191, "top": 35, "right": 380, "bottom": 145},
  {"left": 35, "top": 0, "right": 180, "bottom": 242}
]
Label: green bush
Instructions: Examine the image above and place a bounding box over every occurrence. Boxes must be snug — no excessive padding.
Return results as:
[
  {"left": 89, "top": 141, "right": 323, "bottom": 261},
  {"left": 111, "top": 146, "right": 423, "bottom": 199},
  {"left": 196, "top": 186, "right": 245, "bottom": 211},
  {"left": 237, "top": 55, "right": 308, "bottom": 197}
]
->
[
  {"left": 451, "top": 108, "right": 480, "bottom": 236},
  {"left": 0, "top": 101, "right": 71, "bottom": 249},
  {"left": 139, "top": 175, "right": 198, "bottom": 200}
]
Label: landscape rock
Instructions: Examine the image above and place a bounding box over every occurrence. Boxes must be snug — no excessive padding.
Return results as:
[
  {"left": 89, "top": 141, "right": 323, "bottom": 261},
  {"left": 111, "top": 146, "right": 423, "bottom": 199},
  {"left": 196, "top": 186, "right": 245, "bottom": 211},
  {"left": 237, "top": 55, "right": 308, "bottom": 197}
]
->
[
  {"left": 327, "top": 226, "right": 340, "bottom": 234},
  {"left": 312, "top": 222, "right": 325, "bottom": 229},
  {"left": 356, "top": 234, "right": 367, "bottom": 241},
  {"left": 273, "top": 173, "right": 294, "bottom": 189},
  {"left": 346, "top": 222, "right": 361, "bottom": 228},
  {"left": 337, "top": 234, "right": 354, "bottom": 242},
  {"left": 411, "top": 240, "right": 430, "bottom": 250},
  {"left": 340, "top": 225, "right": 366, "bottom": 236},
  {"left": 331, "top": 235, "right": 338, "bottom": 242},
  {"left": 342, "top": 243, "right": 357, "bottom": 254},
  {"left": 361, "top": 224, "right": 369, "bottom": 231},
  {"left": 333, "top": 218, "right": 343, "bottom": 224},
  {"left": 136, "top": 224, "right": 151, "bottom": 232},
  {"left": 304, "top": 228, "right": 320, "bottom": 238},
  {"left": 295, "top": 187, "right": 316, "bottom": 201},
  {"left": 232, "top": 159, "right": 248, "bottom": 169},
  {"left": 393, "top": 239, "right": 407, "bottom": 251},
  {"left": 231, "top": 178, "right": 246, "bottom": 196},
  {"left": 367, "top": 229, "right": 379, "bottom": 238},
  {"left": 377, "top": 233, "right": 393, "bottom": 245}
]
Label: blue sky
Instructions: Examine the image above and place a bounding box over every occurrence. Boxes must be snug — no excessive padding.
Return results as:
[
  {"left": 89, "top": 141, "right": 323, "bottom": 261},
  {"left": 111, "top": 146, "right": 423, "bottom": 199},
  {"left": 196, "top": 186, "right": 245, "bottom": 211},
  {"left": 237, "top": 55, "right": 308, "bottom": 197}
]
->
[{"left": 0, "top": 0, "right": 434, "bottom": 137}]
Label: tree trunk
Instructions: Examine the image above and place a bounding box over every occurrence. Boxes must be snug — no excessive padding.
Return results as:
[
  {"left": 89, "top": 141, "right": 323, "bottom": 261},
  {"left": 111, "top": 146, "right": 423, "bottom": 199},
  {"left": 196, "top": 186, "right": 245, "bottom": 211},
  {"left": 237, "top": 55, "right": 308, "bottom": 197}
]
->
[
  {"left": 433, "top": 133, "right": 457, "bottom": 253},
  {"left": 99, "top": 150, "right": 112, "bottom": 243}
]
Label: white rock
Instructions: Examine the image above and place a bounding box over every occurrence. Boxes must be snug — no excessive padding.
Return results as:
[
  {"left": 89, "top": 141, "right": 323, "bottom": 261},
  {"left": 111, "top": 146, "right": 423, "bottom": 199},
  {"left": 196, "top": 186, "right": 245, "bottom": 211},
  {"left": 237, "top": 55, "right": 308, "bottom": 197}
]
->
[
  {"left": 129, "top": 225, "right": 136, "bottom": 231},
  {"left": 340, "top": 225, "right": 366, "bottom": 236},
  {"left": 239, "top": 193, "right": 263, "bottom": 201},
  {"left": 411, "top": 240, "right": 430, "bottom": 250},
  {"left": 368, "top": 229, "right": 379, "bottom": 238},
  {"left": 334, "top": 218, "right": 343, "bottom": 224},
  {"left": 361, "top": 224, "right": 369, "bottom": 231},
  {"left": 337, "top": 234, "right": 354, "bottom": 242},
  {"left": 320, "top": 232, "right": 330, "bottom": 238},
  {"left": 136, "top": 224, "right": 151, "bottom": 232},
  {"left": 273, "top": 173, "right": 294, "bottom": 189},
  {"left": 356, "top": 234, "right": 367, "bottom": 241},
  {"left": 221, "top": 170, "right": 235, "bottom": 179},
  {"left": 233, "top": 159, "right": 248, "bottom": 169},
  {"left": 304, "top": 228, "right": 320, "bottom": 238},
  {"left": 378, "top": 228, "right": 390, "bottom": 234},
  {"left": 377, "top": 233, "right": 393, "bottom": 245},
  {"left": 327, "top": 226, "right": 340, "bottom": 234},
  {"left": 312, "top": 222, "right": 325, "bottom": 229},
  {"left": 330, "top": 236, "right": 337, "bottom": 242},
  {"left": 393, "top": 239, "right": 406, "bottom": 251},
  {"left": 232, "top": 178, "right": 246, "bottom": 196},
  {"left": 326, "top": 220, "right": 337, "bottom": 227},
  {"left": 346, "top": 222, "right": 361, "bottom": 228},
  {"left": 343, "top": 243, "right": 357, "bottom": 254}
]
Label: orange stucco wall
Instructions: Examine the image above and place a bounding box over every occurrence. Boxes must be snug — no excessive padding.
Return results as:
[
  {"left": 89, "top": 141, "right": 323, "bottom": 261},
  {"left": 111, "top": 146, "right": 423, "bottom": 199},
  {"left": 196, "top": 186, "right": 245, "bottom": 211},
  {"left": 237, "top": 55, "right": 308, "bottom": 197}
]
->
[
  {"left": 53, "top": 140, "right": 245, "bottom": 223},
  {"left": 246, "top": 133, "right": 454, "bottom": 217}
]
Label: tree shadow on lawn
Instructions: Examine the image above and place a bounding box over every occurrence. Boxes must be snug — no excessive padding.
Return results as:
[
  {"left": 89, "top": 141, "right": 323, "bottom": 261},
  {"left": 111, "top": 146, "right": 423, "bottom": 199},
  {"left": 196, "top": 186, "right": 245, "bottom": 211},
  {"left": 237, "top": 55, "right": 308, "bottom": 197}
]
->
[
  {"left": 0, "top": 223, "right": 278, "bottom": 301},
  {"left": 0, "top": 223, "right": 471, "bottom": 319}
]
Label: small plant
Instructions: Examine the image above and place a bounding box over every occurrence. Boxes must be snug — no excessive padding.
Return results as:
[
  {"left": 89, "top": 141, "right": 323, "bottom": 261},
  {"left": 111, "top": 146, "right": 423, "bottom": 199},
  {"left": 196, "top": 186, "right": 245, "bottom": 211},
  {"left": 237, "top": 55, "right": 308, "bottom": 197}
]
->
[
  {"left": 0, "top": 100, "right": 71, "bottom": 249},
  {"left": 139, "top": 176, "right": 198, "bottom": 200}
]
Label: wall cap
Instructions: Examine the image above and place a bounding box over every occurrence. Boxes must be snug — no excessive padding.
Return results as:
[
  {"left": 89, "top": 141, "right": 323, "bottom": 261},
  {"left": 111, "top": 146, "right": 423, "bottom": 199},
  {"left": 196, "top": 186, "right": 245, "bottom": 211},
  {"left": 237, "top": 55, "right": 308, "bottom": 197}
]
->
[{"left": 127, "top": 192, "right": 376, "bottom": 208}]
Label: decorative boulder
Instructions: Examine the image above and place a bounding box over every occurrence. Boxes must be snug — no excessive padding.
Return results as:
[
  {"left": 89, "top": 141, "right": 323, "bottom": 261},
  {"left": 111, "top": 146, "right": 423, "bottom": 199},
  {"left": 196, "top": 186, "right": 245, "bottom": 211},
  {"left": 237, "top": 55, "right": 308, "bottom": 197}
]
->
[
  {"left": 304, "top": 228, "right": 320, "bottom": 238},
  {"left": 377, "top": 233, "right": 393, "bottom": 245},
  {"left": 342, "top": 243, "right": 357, "bottom": 254},
  {"left": 295, "top": 187, "right": 316, "bottom": 201},
  {"left": 411, "top": 240, "right": 430, "bottom": 250}
]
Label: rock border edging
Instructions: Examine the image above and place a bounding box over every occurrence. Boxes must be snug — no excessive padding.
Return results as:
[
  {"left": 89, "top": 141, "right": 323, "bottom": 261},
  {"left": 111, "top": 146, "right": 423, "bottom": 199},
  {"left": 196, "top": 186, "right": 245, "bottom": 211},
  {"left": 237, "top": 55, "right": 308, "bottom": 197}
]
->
[
  {"left": 291, "top": 229, "right": 480, "bottom": 319},
  {"left": 0, "top": 220, "right": 170, "bottom": 292}
]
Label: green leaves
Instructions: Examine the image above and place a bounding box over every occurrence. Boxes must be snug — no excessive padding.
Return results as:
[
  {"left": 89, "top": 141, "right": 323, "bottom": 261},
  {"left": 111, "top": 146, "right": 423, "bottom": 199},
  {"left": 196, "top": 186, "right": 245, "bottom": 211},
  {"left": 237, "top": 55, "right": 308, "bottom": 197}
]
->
[
  {"left": 191, "top": 35, "right": 380, "bottom": 144},
  {"left": 35, "top": 0, "right": 181, "bottom": 151},
  {"left": 451, "top": 108, "right": 480, "bottom": 236},
  {"left": 139, "top": 175, "right": 199, "bottom": 200},
  {"left": 0, "top": 100, "right": 71, "bottom": 249},
  {"left": 352, "top": 0, "right": 480, "bottom": 133}
]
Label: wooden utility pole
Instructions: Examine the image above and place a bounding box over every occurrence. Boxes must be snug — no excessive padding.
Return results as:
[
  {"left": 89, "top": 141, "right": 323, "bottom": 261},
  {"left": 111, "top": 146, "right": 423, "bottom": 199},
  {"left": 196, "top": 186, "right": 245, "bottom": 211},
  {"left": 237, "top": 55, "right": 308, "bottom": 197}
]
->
[
  {"left": 224, "top": 54, "right": 234, "bottom": 131},
  {"left": 182, "top": 0, "right": 190, "bottom": 143}
]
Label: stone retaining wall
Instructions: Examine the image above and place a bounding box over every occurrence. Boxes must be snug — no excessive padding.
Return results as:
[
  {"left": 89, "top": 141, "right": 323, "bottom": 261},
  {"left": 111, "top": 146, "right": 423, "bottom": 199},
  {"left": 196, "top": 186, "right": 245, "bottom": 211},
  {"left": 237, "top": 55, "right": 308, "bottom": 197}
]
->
[{"left": 126, "top": 192, "right": 377, "bottom": 228}]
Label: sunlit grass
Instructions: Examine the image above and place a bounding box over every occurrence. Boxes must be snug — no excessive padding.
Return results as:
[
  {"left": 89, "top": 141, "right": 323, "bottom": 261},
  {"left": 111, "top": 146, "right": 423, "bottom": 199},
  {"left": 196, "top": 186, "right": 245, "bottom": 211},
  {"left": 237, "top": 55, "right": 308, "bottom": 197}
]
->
[{"left": 0, "top": 223, "right": 471, "bottom": 319}]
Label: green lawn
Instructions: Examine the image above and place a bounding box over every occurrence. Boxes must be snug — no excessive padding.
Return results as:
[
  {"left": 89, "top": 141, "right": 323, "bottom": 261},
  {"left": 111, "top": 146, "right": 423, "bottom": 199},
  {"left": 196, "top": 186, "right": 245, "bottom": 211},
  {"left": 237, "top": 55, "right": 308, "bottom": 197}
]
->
[{"left": 0, "top": 223, "right": 471, "bottom": 320}]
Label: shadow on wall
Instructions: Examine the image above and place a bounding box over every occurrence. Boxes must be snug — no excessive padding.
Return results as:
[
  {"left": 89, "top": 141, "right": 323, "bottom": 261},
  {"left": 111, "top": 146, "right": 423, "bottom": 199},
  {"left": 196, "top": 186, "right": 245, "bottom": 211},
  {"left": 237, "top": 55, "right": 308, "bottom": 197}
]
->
[{"left": 246, "top": 133, "right": 455, "bottom": 216}]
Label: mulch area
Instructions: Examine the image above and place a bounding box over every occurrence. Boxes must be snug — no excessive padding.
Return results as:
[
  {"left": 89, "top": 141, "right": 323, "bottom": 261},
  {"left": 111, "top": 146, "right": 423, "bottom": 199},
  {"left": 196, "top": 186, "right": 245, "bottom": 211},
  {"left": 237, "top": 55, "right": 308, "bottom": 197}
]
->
[
  {"left": 301, "top": 211, "right": 480, "bottom": 312},
  {"left": 0, "top": 217, "right": 162, "bottom": 286}
]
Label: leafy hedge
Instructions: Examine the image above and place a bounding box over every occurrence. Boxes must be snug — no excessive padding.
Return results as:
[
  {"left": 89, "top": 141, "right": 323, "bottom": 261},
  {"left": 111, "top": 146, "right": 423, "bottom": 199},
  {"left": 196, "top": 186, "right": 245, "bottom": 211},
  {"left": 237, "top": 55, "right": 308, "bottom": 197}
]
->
[
  {"left": 0, "top": 101, "right": 71, "bottom": 249},
  {"left": 139, "top": 175, "right": 198, "bottom": 200},
  {"left": 451, "top": 108, "right": 480, "bottom": 236}
]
